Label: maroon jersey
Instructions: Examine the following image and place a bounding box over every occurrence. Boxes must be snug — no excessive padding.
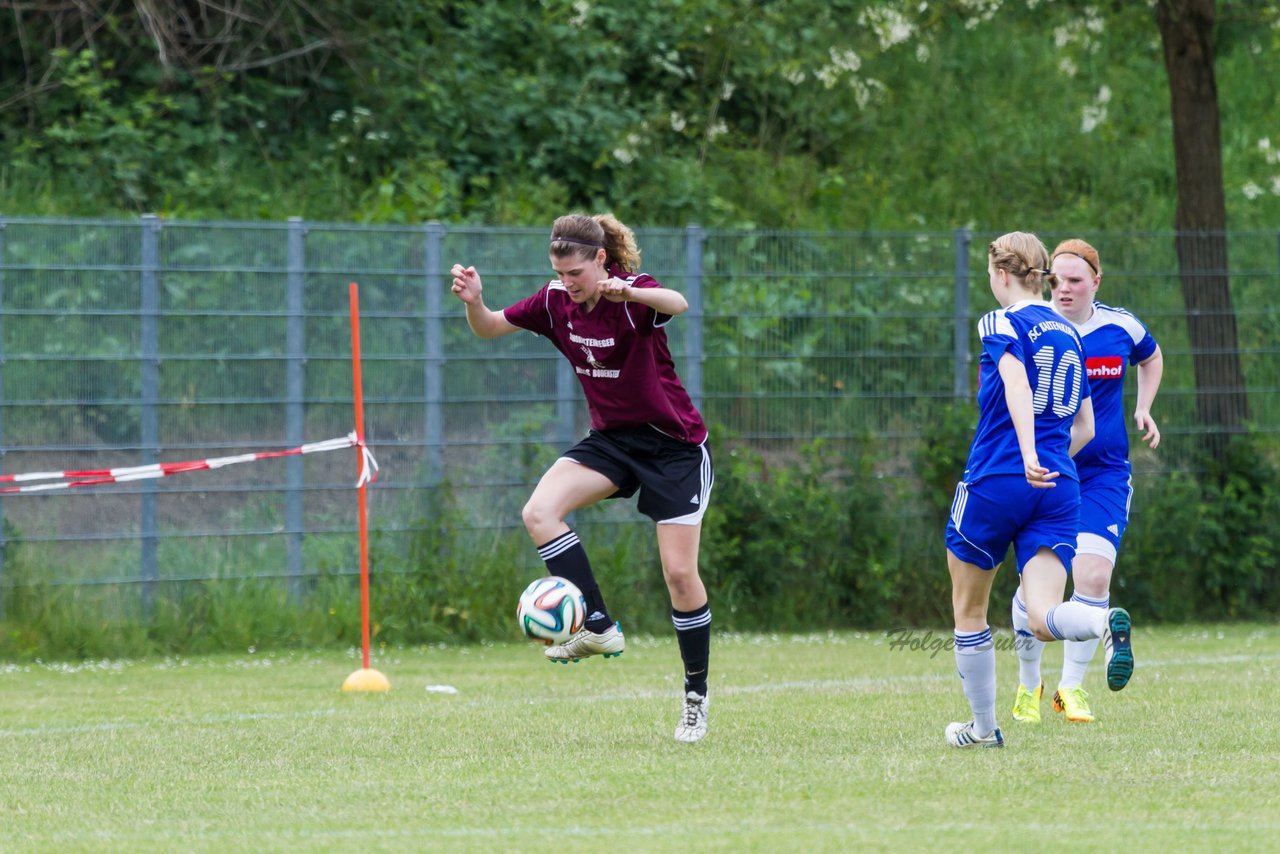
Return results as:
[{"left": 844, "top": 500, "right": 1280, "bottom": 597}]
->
[{"left": 502, "top": 266, "right": 707, "bottom": 444}]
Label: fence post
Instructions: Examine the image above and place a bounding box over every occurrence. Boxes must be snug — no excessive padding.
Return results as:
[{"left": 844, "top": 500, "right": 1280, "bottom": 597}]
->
[
  {"left": 556, "top": 360, "right": 576, "bottom": 446},
  {"left": 286, "top": 218, "right": 306, "bottom": 600},
  {"left": 140, "top": 214, "right": 160, "bottom": 615},
  {"left": 953, "top": 227, "right": 972, "bottom": 401},
  {"left": 0, "top": 219, "right": 6, "bottom": 620},
  {"left": 424, "top": 222, "right": 445, "bottom": 486},
  {"left": 684, "top": 224, "right": 705, "bottom": 409}
]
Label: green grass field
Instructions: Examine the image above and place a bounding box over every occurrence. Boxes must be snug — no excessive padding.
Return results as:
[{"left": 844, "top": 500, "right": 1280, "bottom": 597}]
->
[{"left": 4, "top": 623, "right": 1279, "bottom": 852}]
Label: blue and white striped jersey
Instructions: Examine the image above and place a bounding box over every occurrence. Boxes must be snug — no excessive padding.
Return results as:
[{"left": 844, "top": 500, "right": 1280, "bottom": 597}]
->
[
  {"left": 964, "top": 300, "right": 1093, "bottom": 484},
  {"left": 1068, "top": 301, "right": 1158, "bottom": 473}
]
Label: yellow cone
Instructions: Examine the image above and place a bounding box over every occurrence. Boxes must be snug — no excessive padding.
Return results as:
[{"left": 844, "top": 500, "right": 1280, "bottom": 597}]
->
[{"left": 342, "top": 667, "right": 391, "bottom": 693}]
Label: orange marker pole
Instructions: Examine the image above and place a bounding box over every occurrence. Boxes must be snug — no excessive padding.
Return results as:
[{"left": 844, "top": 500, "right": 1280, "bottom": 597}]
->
[
  {"left": 350, "top": 281, "right": 371, "bottom": 671},
  {"left": 341, "top": 283, "right": 388, "bottom": 692}
]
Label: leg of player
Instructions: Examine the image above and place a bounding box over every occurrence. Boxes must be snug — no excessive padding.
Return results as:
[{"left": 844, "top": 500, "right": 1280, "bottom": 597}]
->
[
  {"left": 1025, "top": 548, "right": 1133, "bottom": 691},
  {"left": 1019, "top": 549, "right": 1071, "bottom": 642},
  {"left": 1055, "top": 552, "right": 1113, "bottom": 722},
  {"left": 659, "top": 521, "right": 711, "bottom": 743},
  {"left": 945, "top": 551, "right": 1003, "bottom": 748},
  {"left": 1010, "top": 584, "right": 1046, "bottom": 723},
  {"left": 522, "top": 459, "right": 626, "bottom": 662}
]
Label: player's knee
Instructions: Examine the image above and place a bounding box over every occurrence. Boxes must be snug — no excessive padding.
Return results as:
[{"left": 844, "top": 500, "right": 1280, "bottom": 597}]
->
[
  {"left": 952, "top": 603, "right": 987, "bottom": 626},
  {"left": 662, "top": 563, "right": 700, "bottom": 597},
  {"left": 950, "top": 589, "right": 989, "bottom": 626},
  {"left": 1027, "top": 612, "right": 1055, "bottom": 642},
  {"left": 1072, "top": 564, "right": 1112, "bottom": 598},
  {"left": 520, "top": 498, "right": 559, "bottom": 536}
]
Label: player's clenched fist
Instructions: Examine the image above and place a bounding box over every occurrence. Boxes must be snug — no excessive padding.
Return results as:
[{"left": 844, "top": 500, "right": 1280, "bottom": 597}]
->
[
  {"left": 450, "top": 264, "right": 483, "bottom": 304},
  {"left": 598, "top": 277, "right": 631, "bottom": 303}
]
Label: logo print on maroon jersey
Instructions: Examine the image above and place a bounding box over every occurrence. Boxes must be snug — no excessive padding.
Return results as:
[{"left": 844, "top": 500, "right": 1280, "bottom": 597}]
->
[
  {"left": 580, "top": 344, "right": 605, "bottom": 370},
  {"left": 1086, "top": 356, "right": 1123, "bottom": 379}
]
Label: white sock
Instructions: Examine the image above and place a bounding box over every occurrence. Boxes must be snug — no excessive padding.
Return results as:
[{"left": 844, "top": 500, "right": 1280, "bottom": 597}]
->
[
  {"left": 955, "top": 628, "right": 997, "bottom": 737},
  {"left": 1060, "top": 592, "right": 1108, "bottom": 689},
  {"left": 1011, "top": 588, "right": 1045, "bottom": 690},
  {"left": 1045, "top": 600, "right": 1107, "bottom": 641}
]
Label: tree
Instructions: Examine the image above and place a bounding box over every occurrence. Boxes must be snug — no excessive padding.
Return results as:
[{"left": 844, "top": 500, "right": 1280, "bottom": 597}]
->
[
  {"left": 1155, "top": 0, "right": 1249, "bottom": 456},
  {"left": 0, "top": 1, "right": 347, "bottom": 118},
  {"left": 897, "top": 0, "right": 1260, "bottom": 457}
]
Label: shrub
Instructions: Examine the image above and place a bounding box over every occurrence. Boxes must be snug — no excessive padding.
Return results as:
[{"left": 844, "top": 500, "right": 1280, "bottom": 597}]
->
[
  {"left": 700, "top": 437, "right": 898, "bottom": 629},
  {"left": 1122, "top": 433, "right": 1280, "bottom": 621}
]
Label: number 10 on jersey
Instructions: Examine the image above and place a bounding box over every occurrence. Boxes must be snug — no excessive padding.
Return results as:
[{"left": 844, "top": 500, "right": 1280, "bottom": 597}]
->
[{"left": 1031, "top": 347, "right": 1083, "bottom": 417}]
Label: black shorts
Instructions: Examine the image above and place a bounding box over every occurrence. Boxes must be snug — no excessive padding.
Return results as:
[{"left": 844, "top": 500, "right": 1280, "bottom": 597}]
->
[{"left": 561, "top": 427, "right": 713, "bottom": 525}]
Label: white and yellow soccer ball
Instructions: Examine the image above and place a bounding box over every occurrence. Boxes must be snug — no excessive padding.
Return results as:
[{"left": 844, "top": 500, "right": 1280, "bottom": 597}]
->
[{"left": 516, "top": 576, "right": 586, "bottom": 644}]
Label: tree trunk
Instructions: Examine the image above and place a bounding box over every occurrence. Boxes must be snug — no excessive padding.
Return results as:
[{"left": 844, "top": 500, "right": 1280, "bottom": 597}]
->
[{"left": 1155, "top": 0, "right": 1249, "bottom": 458}]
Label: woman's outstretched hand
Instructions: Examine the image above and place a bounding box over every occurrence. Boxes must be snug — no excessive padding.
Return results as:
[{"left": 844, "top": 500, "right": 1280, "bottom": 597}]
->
[{"left": 450, "top": 264, "right": 483, "bottom": 305}]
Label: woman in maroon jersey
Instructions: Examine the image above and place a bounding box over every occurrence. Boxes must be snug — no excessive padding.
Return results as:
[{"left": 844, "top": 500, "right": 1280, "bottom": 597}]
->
[{"left": 450, "top": 213, "right": 714, "bottom": 743}]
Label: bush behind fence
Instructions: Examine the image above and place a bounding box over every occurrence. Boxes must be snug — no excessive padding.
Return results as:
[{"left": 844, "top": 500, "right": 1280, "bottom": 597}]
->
[{"left": 1, "top": 218, "right": 1278, "bottom": 658}]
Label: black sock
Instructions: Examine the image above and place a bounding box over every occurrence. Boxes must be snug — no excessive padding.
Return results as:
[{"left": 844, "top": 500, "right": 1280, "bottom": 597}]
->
[
  {"left": 672, "top": 603, "right": 711, "bottom": 696},
  {"left": 537, "top": 529, "right": 612, "bottom": 633}
]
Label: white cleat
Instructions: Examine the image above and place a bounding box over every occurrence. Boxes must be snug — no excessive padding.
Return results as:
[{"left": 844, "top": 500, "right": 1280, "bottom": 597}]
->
[
  {"left": 945, "top": 720, "right": 1004, "bottom": 749},
  {"left": 544, "top": 622, "right": 625, "bottom": 662},
  {"left": 674, "top": 691, "right": 709, "bottom": 743}
]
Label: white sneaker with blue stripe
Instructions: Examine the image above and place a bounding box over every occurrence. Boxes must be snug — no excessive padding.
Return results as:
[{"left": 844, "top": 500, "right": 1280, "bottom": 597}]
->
[{"left": 945, "top": 720, "right": 1004, "bottom": 749}]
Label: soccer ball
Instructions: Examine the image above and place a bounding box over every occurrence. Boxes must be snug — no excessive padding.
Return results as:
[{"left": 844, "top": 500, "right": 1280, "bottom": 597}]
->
[{"left": 516, "top": 576, "right": 586, "bottom": 644}]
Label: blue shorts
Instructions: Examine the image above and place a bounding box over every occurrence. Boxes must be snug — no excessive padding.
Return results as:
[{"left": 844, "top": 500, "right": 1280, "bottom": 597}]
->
[
  {"left": 945, "top": 474, "right": 1079, "bottom": 573},
  {"left": 1075, "top": 468, "right": 1132, "bottom": 565}
]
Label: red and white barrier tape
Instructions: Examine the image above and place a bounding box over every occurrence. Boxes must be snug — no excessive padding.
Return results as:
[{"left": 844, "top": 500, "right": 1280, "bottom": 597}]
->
[{"left": 0, "top": 432, "right": 379, "bottom": 495}]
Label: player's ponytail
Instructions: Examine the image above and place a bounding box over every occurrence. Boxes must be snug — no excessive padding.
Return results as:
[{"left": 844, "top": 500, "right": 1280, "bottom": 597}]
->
[
  {"left": 594, "top": 213, "right": 641, "bottom": 273},
  {"left": 988, "top": 231, "right": 1050, "bottom": 293}
]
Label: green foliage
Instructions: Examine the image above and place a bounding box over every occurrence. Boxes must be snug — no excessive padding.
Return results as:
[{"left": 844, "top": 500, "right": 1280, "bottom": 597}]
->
[
  {"left": 700, "top": 438, "right": 898, "bottom": 628},
  {"left": 0, "top": 536, "right": 356, "bottom": 660},
  {"left": 3, "top": 3, "right": 1280, "bottom": 658},
  {"left": 0, "top": 476, "right": 673, "bottom": 660},
  {"left": 5, "top": 428, "right": 1280, "bottom": 659},
  {"left": 17, "top": 49, "right": 252, "bottom": 212},
  {"left": 914, "top": 401, "right": 977, "bottom": 523},
  {"left": 3, "top": 1, "right": 1279, "bottom": 228},
  {"left": 1122, "top": 433, "right": 1280, "bottom": 621},
  {"left": 367, "top": 480, "right": 526, "bottom": 644}
]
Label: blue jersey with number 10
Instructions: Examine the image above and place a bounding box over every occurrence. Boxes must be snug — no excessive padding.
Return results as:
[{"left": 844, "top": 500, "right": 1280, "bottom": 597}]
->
[{"left": 963, "top": 300, "right": 1092, "bottom": 484}]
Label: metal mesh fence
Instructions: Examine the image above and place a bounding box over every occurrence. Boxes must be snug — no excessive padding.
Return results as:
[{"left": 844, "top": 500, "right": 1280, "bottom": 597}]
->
[{"left": 1, "top": 217, "right": 1277, "bottom": 592}]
